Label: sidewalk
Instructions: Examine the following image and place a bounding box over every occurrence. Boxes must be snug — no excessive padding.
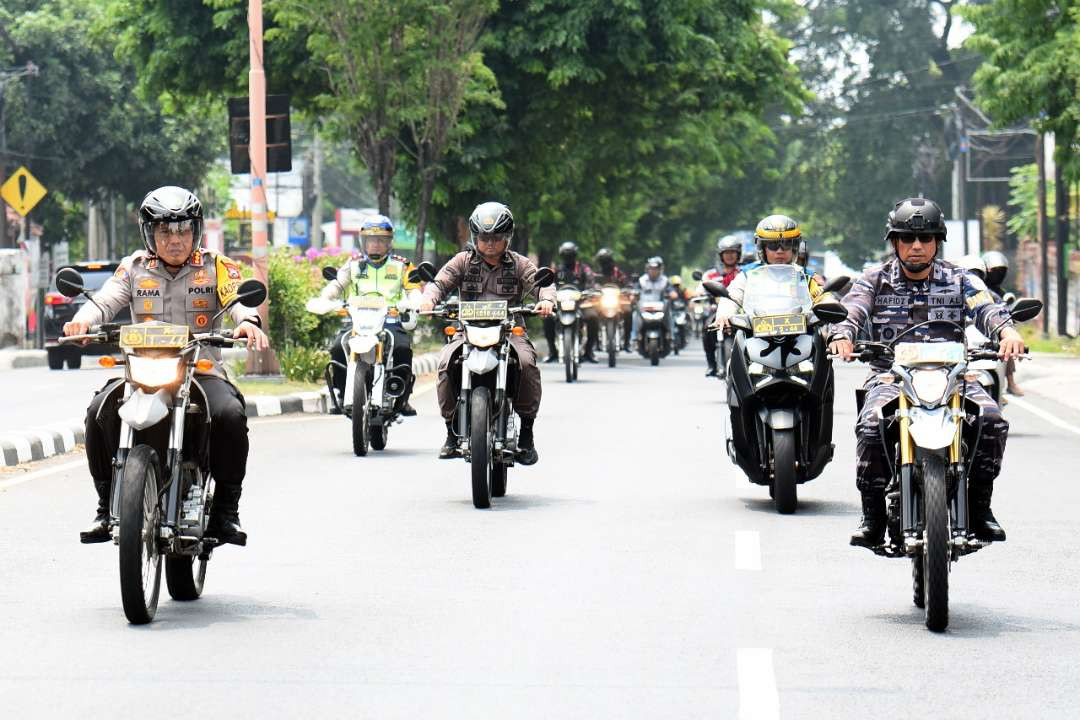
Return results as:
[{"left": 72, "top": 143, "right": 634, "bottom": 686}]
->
[{"left": 0, "top": 350, "right": 441, "bottom": 467}]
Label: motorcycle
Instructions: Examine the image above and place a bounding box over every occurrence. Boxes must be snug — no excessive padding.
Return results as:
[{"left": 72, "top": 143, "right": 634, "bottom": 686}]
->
[
  {"left": 597, "top": 284, "right": 624, "bottom": 367},
  {"left": 672, "top": 296, "right": 690, "bottom": 354},
  {"left": 636, "top": 298, "right": 672, "bottom": 366},
  {"left": 554, "top": 283, "right": 599, "bottom": 383},
  {"left": 845, "top": 298, "right": 1042, "bottom": 631},
  {"left": 307, "top": 265, "right": 421, "bottom": 456},
  {"left": 420, "top": 266, "right": 555, "bottom": 509},
  {"left": 703, "top": 266, "right": 849, "bottom": 513},
  {"left": 54, "top": 267, "right": 267, "bottom": 625}
]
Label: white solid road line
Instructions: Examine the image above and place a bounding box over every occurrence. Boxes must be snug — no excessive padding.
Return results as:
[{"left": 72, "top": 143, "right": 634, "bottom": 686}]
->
[
  {"left": 734, "top": 530, "right": 762, "bottom": 571},
  {"left": 0, "top": 458, "right": 86, "bottom": 490},
  {"left": 737, "top": 647, "right": 780, "bottom": 720},
  {"left": 1008, "top": 395, "right": 1080, "bottom": 437}
]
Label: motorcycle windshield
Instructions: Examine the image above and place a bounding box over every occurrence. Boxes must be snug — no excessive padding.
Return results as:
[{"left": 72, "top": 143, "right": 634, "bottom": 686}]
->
[{"left": 742, "top": 265, "right": 812, "bottom": 317}]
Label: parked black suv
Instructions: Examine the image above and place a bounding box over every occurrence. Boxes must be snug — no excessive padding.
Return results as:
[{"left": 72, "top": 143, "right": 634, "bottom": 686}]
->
[{"left": 44, "top": 261, "right": 131, "bottom": 370}]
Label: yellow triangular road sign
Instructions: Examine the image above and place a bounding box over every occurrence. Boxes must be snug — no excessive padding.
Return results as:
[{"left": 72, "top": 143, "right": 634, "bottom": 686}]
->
[{"left": 1, "top": 166, "right": 47, "bottom": 217}]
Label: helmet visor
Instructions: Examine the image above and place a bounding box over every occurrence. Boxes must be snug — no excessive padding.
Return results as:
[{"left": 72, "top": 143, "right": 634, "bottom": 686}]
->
[
  {"left": 152, "top": 219, "right": 195, "bottom": 240},
  {"left": 760, "top": 238, "right": 796, "bottom": 252},
  {"left": 362, "top": 234, "right": 391, "bottom": 258},
  {"left": 475, "top": 232, "right": 511, "bottom": 246}
]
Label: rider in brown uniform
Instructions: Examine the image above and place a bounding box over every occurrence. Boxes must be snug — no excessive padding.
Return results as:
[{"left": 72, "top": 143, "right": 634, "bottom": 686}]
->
[{"left": 419, "top": 202, "right": 556, "bottom": 464}]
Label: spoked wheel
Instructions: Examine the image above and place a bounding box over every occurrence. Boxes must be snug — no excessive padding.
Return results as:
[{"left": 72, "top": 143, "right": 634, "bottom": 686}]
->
[
  {"left": 563, "top": 326, "right": 576, "bottom": 383},
  {"left": 166, "top": 556, "right": 207, "bottom": 601},
  {"left": 118, "top": 445, "right": 162, "bottom": 625},
  {"left": 771, "top": 428, "right": 798, "bottom": 514},
  {"left": 370, "top": 422, "right": 389, "bottom": 451},
  {"left": 352, "top": 360, "right": 370, "bottom": 456},
  {"left": 491, "top": 406, "right": 508, "bottom": 498},
  {"left": 920, "top": 453, "right": 950, "bottom": 632},
  {"left": 470, "top": 387, "right": 493, "bottom": 509},
  {"left": 606, "top": 320, "right": 617, "bottom": 367}
]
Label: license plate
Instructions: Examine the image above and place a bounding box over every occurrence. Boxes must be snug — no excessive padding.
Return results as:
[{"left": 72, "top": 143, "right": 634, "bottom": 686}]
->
[
  {"left": 751, "top": 313, "right": 806, "bottom": 337},
  {"left": 349, "top": 295, "right": 387, "bottom": 310},
  {"left": 459, "top": 300, "right": 508, "bottom": 321},
  {"left": 120, "top": 322, "right": 188, "bottom": 349}
]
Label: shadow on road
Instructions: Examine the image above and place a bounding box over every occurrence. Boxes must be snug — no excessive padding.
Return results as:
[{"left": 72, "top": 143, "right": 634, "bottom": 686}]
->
[
  {"left": 870, "top": 604, "right": 1080, "bottom": 638},
  {"left": 448, "top": 493, "right": 575, "bottom": 512},
  {"left": 112, "top": 594, "right": 319, "bottom": 631},
  {"left": 739, "top": 497, "right": 859, "bottom": 517}
]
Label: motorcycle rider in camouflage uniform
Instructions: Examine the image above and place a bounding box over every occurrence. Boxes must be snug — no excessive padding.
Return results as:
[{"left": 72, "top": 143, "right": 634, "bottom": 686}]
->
[
  {"left": 828, "top": 198, "right": 1026, "bottom": 546},
  {"left": 65, "top": 186, "right": 269, "bottom": 546}
]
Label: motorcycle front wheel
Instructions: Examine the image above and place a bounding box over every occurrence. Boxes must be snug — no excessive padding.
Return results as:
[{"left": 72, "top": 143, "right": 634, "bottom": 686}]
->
[
  {"left": 648, "top": 339, "right": 659, "bottom": 366},
  {"left": 563, "top": 326, "right": 576, "bottom": 383},
  {"left": 352, "top": 360, "right": 371, "bottom": 456},
  {"left": 920, "top": 453, "right": 950, "bottom": 632},
  {"left": 771, "top": 428, "right": 798, "bottom": 514},
  {"left": 118, "top": 444, "right": 162, "bottom": 625},
  {"left": 470, "top": 387, "right": 493, "bottom": 509},
  {"left": 606, "top": 319, "right": 617, "bottom": 367}
]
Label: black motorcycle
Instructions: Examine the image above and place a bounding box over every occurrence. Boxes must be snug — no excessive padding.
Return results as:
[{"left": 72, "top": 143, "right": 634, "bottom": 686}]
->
[
  {"left": 703, "top": 265, "right": 849, "bottom": 513},
  {"left": 635, "top": 297, "right": 672, "bottom": 366},
  {"left": 55, "top": 267, "right": 267, "bottom": 624}
]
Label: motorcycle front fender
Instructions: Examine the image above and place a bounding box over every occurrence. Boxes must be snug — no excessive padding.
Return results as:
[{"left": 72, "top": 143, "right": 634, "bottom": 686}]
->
[
  {"left": 907, "top": 406, "right": 955, "bottom": 450},
  {"left": 758, "top": 407, "right": 797, "bottom": 430},
  {"left": 559, "top": 312, "right": 577, "bottom": 326},
  {"left": 349, "top": 334, "right": 379, "bottom": 360},
  {"left": 117, "top": 387, "right": 171, "bottom": 431},
  {"left": 465, "top": 347, "right": 499, "bottom": 376}
]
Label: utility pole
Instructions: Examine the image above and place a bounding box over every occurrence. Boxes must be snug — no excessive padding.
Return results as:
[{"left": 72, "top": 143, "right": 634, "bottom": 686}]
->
[
  {"left": 0, "top": 62, "right": 39, "bottom": 249},
  {"left": 951, "top": 103, "right": 969, "bottom": 254},
  {"left": 1036, "top": 133, "right": 1050, "bottom": 335},
  {"left": 311, "top": 132, "right": 323, "bottom": 249},
  {"left": 1054, "top": 158, "right": 1069, "bottom": 336},
  {"left": 247, "top": 0, "right": 276, "bottom": 373}
]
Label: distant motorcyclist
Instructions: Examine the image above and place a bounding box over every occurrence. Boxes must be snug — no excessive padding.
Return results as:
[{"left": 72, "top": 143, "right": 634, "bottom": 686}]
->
[
  {"left": 700, "top": 234, "right": 742, "bottom": 376},
  {"left": 630, "top": 256, "right": 678, "bottom": 346},
  {"left": 313, "top": 214, "right": 421, "bottom": 416},
  {"left": 594, "top": 247, "right": 632, "bottom": 351},
  {"left": 544, "top": 241, "right": 599, "bottom": 363},
  {"left": 828, "top": 198, "right": 1025, "bottom": 546},
  {"left": 983, "top": 250, "right": 1024, "bottom": 396},
  {"left": 418, "top": 202, "right": 556, "bottom": 463}
]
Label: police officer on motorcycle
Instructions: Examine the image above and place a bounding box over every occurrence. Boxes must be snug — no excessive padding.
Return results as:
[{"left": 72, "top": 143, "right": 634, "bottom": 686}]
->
[
  {"left": 630, "top": 256, "right": 677, "bottom": 346},
  {"left": 316, "top": 214, "right": 422, "bottom": 416},
  {"left": 544, "top": 241, "right": 599, "bottom": 363},
  {"left": 65, "top": 186, "right": 270, "bottom": 546},
  {"left": 700, "top": 234, "right": 743, "bottom": 376},
  {"left": 594, "top": 247, "right": 631, "bottom": 351},
  {"left": 828, "top": 198, "right": 1026, "bottom": 546},
  {"left": 419, "top": 202, "right": 556, "bottom": 463}
]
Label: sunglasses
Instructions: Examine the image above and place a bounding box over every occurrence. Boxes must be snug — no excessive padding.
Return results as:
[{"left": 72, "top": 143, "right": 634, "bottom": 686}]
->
[
  {"left": 762, "top": 239, "right": 795, "bottom": 252},
  {"left": 894, "top": 234, "right": 938, "bottom": 245}
]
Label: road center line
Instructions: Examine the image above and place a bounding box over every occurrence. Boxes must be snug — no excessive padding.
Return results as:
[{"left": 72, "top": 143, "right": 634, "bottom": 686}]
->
[
  {"left": 734, "top": 530, "right": 762, "bottom": 571},
  {"left": 1007, "top": 395, "right": 1080, "bottom": 437},
  {"left": 737, "top": 648, "right": 780, "bottom": 720}
]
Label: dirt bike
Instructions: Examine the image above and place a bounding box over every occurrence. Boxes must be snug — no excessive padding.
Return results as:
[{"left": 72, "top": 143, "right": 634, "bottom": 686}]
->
[{"left": 55, "top": 266, "right": 267, "bottom": 625}]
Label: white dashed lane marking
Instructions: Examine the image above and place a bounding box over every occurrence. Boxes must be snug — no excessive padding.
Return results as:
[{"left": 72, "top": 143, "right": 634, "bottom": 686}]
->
[{"left": 737, "top": 647, "right": 780, "bottom": 720}]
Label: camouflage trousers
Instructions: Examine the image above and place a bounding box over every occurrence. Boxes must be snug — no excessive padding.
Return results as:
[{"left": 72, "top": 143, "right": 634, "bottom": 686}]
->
[{"left": 855, "top": 377, "right": 1008, "bottom": 493}]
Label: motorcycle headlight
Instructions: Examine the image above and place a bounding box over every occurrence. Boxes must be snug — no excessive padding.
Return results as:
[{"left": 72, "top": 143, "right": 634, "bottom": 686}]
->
[
  {"left": 600, "top": 291, "right": 620, "bottom": 309},
  {"left": 128, "top": 355, "right": 182, "bottom": 388},
  {"left": 464, "top": 324, "right": 503, "bottom": 348},
  {"left": 910, "top": 369, "right": 949, "bottom": 405}
]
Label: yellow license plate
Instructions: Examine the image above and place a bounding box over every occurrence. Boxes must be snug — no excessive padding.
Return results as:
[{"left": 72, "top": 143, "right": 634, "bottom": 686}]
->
[
  {"left": 459, "top": 301, "right": 508, "bottom": 321},
  {"left": 349, "top": 294, "right": 387, "bottom": 310},
  {"left": 120, "top": 322, "right": 189, "bottom": 349},
  {"left": 752, "top": 313, "right": 806, "bottom": 337}
]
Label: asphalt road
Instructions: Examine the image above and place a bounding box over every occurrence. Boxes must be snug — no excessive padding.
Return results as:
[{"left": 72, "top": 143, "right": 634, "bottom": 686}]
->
[{"left": 1, "top": 340, "right": 1079, "bottom": 718}]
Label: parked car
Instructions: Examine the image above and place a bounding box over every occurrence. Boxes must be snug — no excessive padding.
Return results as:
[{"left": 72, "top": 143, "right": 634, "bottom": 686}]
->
[{"left": 44, "top": 261, "right": 130, "bottom": 370}]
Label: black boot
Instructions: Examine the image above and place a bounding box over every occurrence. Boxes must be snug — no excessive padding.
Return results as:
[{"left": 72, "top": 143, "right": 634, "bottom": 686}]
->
[
  {"left": 208, "top": 485, "right": 247, "bottom": 546},
  {"left": 398, "top": 375, "right": 417, "bottom": 417},
  {"left": 850, "top": 491, "right": 887, "bottom": 548},
  {"left": 544, "top": 352, "right": 560, "bottom": 364},
  {"left": 970, "top": 485, "right": 1006, "bottom": 542},
  {"left": 582, "top": 351, "right": 599, "bottom": 364},
  {"left": 705, "top": 364, "right": 719, "bottom": 377},
  {"left": 439, "top": 420, "right": 460, "bottom": 459},
  {"left": 517, "top": 416, "right": 538, "bottom": 466},
  {"left": 80, "top": 480, "right": 111, "bottom": 544}
]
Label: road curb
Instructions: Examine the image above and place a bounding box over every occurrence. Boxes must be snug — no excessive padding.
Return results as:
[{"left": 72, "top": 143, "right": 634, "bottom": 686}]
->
[
  {"left": 0, "top": 349, "right": 48, "bottom": 370},
  {"left": 0, "top": 350, "right": 443, "bottom": 467}
]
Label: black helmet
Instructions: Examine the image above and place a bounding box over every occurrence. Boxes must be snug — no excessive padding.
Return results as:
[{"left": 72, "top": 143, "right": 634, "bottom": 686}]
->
[
  {"left": 138, "top": 186, "right": 203, "bottom": 257},
  {"left": 468, "top": 201, "right": 514, "bottom": 250},
  {"left": 558, "top": 241, "right": 578, "bottom": 264},
  {"left": 885, "top": 197, "right": 946, "bottom": 241},
  {"left": 754, "top": 215, "right": 801, "bottom": 263},
  {"left": 982, "top": 250, "right": 1008, "bottom": 287},
  {"left": 595, "top": 247, "right": 615, "bottom": 270}
]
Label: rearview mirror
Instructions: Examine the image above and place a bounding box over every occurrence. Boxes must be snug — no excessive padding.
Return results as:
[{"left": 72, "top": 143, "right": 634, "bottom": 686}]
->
[
  {"left": 701, "top": 280, "right": 729, "bottom": 299},
  {"left": 1008, "top": 297, "right": 1042, "bottom": 324},
  {"left": 533, "top": 267, "right": 555, "bottom": 288},
  {"left": 820, "top": 275, "right": 850, "bottom": 295},
  {"left": 322, "top": 266, "right": 340, "bottom": 282},
  {"left": 234, "top": 279, "right": 267, "bottom": 308},
  {"left": 812, "top": 301, "right": 849, "bottom": 324},
  {"left": 691, "top": 270, "right": 703, "bottom": 281},
  {"left": 410, "top": 261, "right": 436, "bottom": 283},
  {"left": 55, "top": 267, "right": 85, "bottom": 298}
]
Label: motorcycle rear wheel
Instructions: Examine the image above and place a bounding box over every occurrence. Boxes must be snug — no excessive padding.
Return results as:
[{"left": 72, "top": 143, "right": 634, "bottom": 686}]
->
[
  {"left": 166, "top": 556, "right": 207, "bottom": 601},
  {"left": 352, "top": 360, "right": 370, "bottom": 456},
  {"left": 470, "top": 387, "right": 493, "bottom": 509},
  {"left": 491, "top": 407, "right": 508, "bottom": 498},
  {"left": 920, "top": 453, "right": 950, "bottom": 632},
  {"left": 771, "top": 428, "right": 798, "bottom": 514},
  {"left": 370, "top": 422, "right": 389, "bottom": 450},
  {"left": 118, "top": 445, "right": 162, "bottom": 625}
]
